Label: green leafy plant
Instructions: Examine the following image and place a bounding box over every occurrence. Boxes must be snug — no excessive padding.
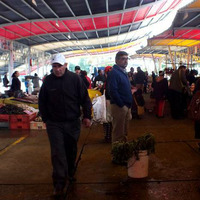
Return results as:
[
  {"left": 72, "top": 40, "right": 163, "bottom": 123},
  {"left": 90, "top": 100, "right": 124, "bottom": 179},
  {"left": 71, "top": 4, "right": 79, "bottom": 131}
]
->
[{"left": 111, "top": 133, "right": 155, "bottom": 165}]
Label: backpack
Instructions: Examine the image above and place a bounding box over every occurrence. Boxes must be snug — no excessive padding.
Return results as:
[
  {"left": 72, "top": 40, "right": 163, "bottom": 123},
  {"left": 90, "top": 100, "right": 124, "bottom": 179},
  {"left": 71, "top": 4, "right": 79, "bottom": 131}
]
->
[{"left": 188, "top": 91, "right": 200, "bottom": 121}]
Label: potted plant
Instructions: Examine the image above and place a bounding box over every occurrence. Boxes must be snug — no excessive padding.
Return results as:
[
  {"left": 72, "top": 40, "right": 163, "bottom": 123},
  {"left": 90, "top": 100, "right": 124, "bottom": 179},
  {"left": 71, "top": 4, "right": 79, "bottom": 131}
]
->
[{"left": 111, "top": 133, "right": 155, "bottom": 178}]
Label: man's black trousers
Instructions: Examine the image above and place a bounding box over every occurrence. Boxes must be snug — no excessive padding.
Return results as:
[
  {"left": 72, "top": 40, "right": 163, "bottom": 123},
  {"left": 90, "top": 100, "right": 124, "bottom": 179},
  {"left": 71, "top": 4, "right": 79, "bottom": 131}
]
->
[{"left": 46, "top": 119, "right": 80, "bottom": 189}]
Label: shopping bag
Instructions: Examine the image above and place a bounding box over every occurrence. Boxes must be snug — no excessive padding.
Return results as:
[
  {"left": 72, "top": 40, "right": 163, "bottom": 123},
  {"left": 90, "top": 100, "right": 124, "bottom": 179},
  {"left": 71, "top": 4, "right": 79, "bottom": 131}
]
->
[
  {"left": 137, "top": 106, "right": 144, "bottom": 116},
  {"left": 92, "top": 94, "right": 107, "bottom": 123}
]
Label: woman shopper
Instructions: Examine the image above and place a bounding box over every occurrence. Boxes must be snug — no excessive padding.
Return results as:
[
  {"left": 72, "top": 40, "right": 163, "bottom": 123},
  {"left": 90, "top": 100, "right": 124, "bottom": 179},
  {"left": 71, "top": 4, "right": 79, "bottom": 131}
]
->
[
  {"left": 153, "top": 71, "right": 168, "bottom": 118},
  {"left": 103, "top": 66, "right": 113, "bottom": 142},
  {"left": 189, "top": 78, "right": 200, "bottom": 149},
  {"left": 3, "top": 74, "right": 9, "bottom": 87},
  {"left": 11, "top": 71, "right": 21, "bottom": 92}
]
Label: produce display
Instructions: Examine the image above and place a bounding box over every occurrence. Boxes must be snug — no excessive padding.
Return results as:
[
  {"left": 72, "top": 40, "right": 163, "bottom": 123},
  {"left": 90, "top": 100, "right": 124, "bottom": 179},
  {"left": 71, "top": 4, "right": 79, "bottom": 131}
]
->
[
  {"left": 0, "top": 104, "right": 25, "bottom": 115},
  {"left": 17, "top": 104, "right": 38, "bottom": 113},
  {"left": 34, "top": 115, "right": 43, "bottom": 122}
]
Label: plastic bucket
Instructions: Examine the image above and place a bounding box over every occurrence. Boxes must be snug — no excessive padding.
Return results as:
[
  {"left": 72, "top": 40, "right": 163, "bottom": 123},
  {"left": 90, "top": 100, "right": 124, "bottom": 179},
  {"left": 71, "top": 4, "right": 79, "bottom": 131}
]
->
[{"left": 127, "top": 150, "right": 149, "bottom": 178}]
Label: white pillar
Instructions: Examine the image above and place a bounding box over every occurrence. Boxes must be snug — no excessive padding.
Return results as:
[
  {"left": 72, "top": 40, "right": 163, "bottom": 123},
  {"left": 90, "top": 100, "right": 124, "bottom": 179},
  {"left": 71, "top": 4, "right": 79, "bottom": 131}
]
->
[
  {"left": 42, "top": 53, "right": 45, "bottom": 76},
  {"left": 37, "top": 61, "right": 39, "bottom": 75},
  {"left": 27, "top": 46, "right": 31, "bottom": 75},
  {"left": 8, "top": 41, "right": 14, "bottom": 82}
]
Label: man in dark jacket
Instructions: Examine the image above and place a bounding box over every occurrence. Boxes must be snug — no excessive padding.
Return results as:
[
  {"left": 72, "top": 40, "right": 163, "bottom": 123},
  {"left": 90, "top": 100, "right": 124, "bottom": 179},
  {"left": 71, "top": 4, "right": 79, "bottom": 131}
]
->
[
  {"left": 93, "top": 69, "right": 105, "bottom": 88},
  {"left": 135, "top": 67, "right": 145, "bottom": 90},
  {"left": 75, "top": 66, "right": 90, "bottom": 88},
  {"left": 39, "top": 54, "right": 92, "bottom": 197},
  {"left": 108, "top": 51, "right": 132, "bottom": 143},
  {"left": 168, "top": 65, "right": 188, "bottom": 119}
]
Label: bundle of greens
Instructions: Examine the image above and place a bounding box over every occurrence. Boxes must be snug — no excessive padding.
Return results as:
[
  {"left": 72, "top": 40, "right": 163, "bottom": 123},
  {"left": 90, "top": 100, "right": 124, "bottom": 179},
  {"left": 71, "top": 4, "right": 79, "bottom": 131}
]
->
[{"left": 111, "top": 133, "right": 155, "bottom": 165}]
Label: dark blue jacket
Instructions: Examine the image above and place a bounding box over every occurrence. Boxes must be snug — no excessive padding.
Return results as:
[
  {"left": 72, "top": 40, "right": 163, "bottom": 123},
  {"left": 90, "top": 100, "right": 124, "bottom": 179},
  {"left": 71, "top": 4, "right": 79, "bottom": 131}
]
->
[{"left": 108, "top": 65, "right": 132, "bottom": 108}]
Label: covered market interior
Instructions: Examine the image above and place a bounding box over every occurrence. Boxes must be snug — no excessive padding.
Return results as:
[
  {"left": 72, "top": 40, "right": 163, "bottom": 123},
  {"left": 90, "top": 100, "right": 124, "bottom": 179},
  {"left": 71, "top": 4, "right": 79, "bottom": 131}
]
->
[{"left": 1, "top": 0, "right": 200, "bottom": 200}]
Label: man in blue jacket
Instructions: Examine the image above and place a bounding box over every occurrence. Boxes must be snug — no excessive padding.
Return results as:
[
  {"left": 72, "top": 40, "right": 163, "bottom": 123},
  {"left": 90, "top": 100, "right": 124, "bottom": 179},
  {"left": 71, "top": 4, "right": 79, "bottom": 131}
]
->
[{"left": 108, "top": 51, "right": 132, "bottom": 143}]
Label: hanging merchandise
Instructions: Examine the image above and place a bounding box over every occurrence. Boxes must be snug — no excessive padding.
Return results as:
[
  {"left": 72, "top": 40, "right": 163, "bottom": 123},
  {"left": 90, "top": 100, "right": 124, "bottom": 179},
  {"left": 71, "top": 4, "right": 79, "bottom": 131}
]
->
[{"left": 30, "top": 58, "right": 32, "bottom": 67}]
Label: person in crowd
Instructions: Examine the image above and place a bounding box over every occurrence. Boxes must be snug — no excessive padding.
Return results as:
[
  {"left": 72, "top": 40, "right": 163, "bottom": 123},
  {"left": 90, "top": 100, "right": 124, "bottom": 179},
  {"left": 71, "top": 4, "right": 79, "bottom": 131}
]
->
[
  {"left": 75, "top": 66, "right": 89, "bottom": 88},
  {"left": 132, "top": 88, "right": 145, "bottom": 119},
  {"left": 108, "top": 51, "right": 132, "bottom": 143},
  {"left": 135, "top": 67, "right": 145, "bottom": 91},
  {"left": 128, "top": 67, "right": 135, "bottom": 86},
  {"left": 185, "top": 69, "right": 190, "bottom": 81},
  {"left": 32, "top": 73, "right": 41, "bottom": 92},
  {"left": 152, "top": 71, "right": 156, "bottom": 83},
  {"left": 11, "top": 71, "right": 21, "bottom": 92},
  {"left": 81, "top": 71, "right": 92, "bottom": 89},
  {"left": 143, "top": 71, "right": 148, "bottom": 94},
  {"left": 103, "top": 66, "right": 112, "bottom": 142},
  {"left": 39, "top": 54, "right": 92, "bottom": 198},
  {"left": 187, "top": 70, "right": 198, "bottom": 86},
  {"left": 93, "top": 69, "right": 105, "bottom": 88},
  {"left": 75, "top": 66, "right": 81, "bottom": 75},
  {"left": 24, "top": 77, "right": 29, "bottom": 94},
  {"left": 188, "top": 78, "right": 200, "bottom": 150},
  {"left": 42, "top": 73, "right": 48, "bottom": 82},
  {"left": 168, "top": 65, "right": 188, "bottom": 119},
  {"left": 153, "top": 71, "right": 168, "bottom": 118},
  {"left": 3, "top": 74, "right": 9, "bottom": 87},
  {"left": 28, "top": 78, "right": 33, "bottom": 95}
]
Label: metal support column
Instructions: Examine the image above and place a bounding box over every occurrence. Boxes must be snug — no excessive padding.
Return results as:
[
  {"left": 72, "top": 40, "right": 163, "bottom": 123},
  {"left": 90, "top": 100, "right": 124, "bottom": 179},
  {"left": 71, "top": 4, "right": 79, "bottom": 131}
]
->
[
  {"left": 168, "top": 46, "right": 176, "bottom": 70},
  {"left": 27, "top": 46, "right": 31, "bottom": 75},
  {"left": 8, "top": 41, "right": 14, "bottom": 82},
  {"left": 152, "top": 54, "right": 157, "bottom": 74},
  {"left": 187, "top": 47, "right": 191, "bottom": 69}
]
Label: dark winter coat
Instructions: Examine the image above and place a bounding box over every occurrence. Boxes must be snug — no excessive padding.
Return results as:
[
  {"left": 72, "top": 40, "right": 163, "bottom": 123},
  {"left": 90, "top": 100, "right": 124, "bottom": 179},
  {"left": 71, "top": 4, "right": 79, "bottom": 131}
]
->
[
  {"left": 153, "top": 78, "right": 168, "bottom": 100},
  {"left": 108, "top": 65, "right": 132, "bottom": 108},
  {"left": 39, "top": 69, "right": 92, "bottom": 122},
  {"left": 11, "top": 77, "right": 21, "bottom": 91}
]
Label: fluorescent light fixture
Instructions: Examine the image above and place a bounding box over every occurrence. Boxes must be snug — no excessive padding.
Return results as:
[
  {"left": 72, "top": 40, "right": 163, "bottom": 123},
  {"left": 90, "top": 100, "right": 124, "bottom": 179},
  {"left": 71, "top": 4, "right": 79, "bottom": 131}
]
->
[
  {"left": 56, "top": 21, "right": 59, "bottom": 27},
  {"left": 32, "top": 0, "right": 37, "bottom": 6}
]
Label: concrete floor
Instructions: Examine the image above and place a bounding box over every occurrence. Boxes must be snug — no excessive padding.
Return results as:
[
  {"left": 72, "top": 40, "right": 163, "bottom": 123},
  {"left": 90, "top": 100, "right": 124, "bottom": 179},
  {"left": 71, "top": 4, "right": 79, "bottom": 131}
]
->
[{"left": 0, "top": 100, "right": 200, "bottom": 200}]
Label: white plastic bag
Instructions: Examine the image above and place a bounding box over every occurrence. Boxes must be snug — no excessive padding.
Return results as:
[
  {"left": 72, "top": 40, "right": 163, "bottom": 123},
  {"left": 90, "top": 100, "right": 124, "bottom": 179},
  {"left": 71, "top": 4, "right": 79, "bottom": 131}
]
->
[{"left": 92, "top": 94, "right": 107, "bottom": 123}]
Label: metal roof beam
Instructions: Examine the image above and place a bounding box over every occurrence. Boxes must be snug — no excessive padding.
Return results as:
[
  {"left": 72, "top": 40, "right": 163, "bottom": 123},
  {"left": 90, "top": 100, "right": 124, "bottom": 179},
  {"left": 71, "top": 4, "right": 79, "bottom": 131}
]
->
[
  {"left": 105, "top": 0, "right": 109, "bottom": 47},
  {"left": 1, "top": 27, "right": 38, "bottom": 44},
  {"left": 174, "top": 27, "right": 200, "bottom": 30},
  {"left": 122, "top": 0, "right": 144, "bottom": 45},
  {"left": 85, "top": 0, "right": 99, "bottom": 39},
  {"left": 116, "top": 0, "right": 128, "bottom": 46},
  {"left": 0, "top": 15, "right": 12, "bottom": 23},
  {"left": 40, "top": 0, "right": 59, "bottom": 18},
  {"left": 62, "top": 0, "right": 89, "bottom": 40},
  {"left": 0, "top": 0, "right": 165, "bottom": 27},
  {"left": 38, "top": 1, "right": 74, "bottom": 47},
  {"left": 155, "top": 21, "right": 200, "bottom": 47},
  {"left": 178, "top": 8, "right": 200, "bottom": 13},
  {"left": 180, "top": 13, "right": 200, "bottom": 28},
  {"left": 0, "top": 1, "right": 28, "bottom": 20},
  {"left": 21, "top": 0, "right": 44, "bottom": 19}
]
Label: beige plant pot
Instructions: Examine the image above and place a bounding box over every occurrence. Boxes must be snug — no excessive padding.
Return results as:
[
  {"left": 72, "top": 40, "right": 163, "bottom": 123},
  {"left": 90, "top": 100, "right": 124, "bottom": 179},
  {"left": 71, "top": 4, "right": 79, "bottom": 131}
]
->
[{"left": 127, "top": 150, "right": 149, "bottom": 178}]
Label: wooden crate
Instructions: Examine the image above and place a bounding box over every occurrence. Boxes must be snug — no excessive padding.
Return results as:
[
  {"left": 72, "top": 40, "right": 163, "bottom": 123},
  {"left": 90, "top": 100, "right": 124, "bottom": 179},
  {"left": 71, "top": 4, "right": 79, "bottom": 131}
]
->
[
  {"left": 10, "top": 121, "right": 29, "bottom": 130},
  {"left": 9, "top": 113, "right": 36, "bottom": 130},
  {"left": 30, "top": 121, "right": 46, "bottom": 130},
  {"left": 0, "top": 114, "right": 9, "bottom": 121},
  {"left": 9, "top": 112, "right": 36, "bottom": 123}
]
